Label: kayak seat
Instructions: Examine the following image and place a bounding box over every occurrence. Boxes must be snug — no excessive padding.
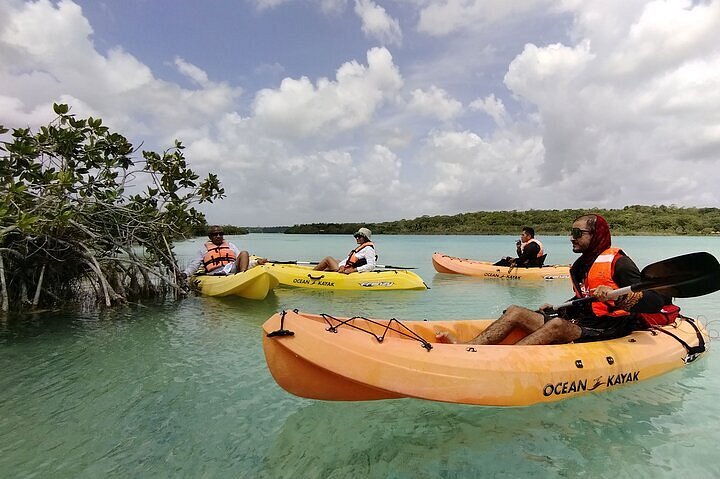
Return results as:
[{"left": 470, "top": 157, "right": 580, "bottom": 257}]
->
[{"left": 537, "top": 254, "right": 547, "bottom": 267}]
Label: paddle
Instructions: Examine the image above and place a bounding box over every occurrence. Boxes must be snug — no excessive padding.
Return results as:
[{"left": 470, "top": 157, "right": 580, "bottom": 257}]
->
[
  {"left": 269, "top": 260, "right": 417, "bottom": 270},
  {"left": 551, "top": 251, "right": 720, "bottom": 311}
]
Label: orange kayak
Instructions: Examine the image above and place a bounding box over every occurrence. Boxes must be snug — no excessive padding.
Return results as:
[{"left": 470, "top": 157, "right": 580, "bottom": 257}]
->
[
  {"left": 432, "top": 252, "right": 570, "bottom": 280},
  {"left": 262, "top": 310, "right": 707, "bottom": 406}
]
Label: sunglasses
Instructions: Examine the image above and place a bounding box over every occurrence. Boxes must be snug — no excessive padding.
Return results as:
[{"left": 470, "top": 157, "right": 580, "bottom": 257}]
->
[
  {"left": 570, "top": 227, "right": 592, "bottom": 239},
  {"left": 209, "top": 232, "right": 224, "bottom": 237}
]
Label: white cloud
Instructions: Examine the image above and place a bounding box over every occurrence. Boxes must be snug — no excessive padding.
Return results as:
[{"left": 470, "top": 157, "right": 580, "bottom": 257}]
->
[
  {"left": 0, "top": 0, "right": 241, "bottom": 142},
  {"left": 252, "top": 47, "right": 403, "bottom": 139},
  {"left": 250, "top": 0, "right": 292, "bottom": 10},
  {"left": 406, "top": 86, "right": 463, "bottom": 121},
  {"left": 417, "top": 0, "right": 559, "bottom": 36},
  {"left": 174, "top": 57, "right": 210, "bottom": 87},
  {"left": 499, "top": 0, "right": 720, "bottom": 204},
  {"left": 354, "top": 0, "right": 402, "bottom": 46},
  {"left": 469, "top": 94, "right": 510, "bottom": 127},
  {"left": 250, "top": 0, "right": 347, "bottom": 13},
  {"left": 417, "top": 128, "right": 545, "bottom": 212}
]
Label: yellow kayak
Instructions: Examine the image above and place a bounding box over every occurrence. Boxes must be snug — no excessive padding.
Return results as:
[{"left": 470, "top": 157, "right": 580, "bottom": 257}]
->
[
  {"left": 262, "top": 263, "right": 428, "bottom": 291},
  {"left": 192, "top": 267, "right": 279, "bottom": 299},
  {"left": 432, "top": 252, "right": 570, "bottom": 280},
  {"left": 263, "top": 310, "right": 708, "bottom": 406}
]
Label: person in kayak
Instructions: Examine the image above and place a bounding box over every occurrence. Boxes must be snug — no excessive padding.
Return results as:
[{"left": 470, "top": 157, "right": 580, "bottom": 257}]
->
[
  {"left": 180, "top": 225, "right": 267, "bottom": 279},
  {"left": 437, "top": 214, "right": 667, "bottom": 345},
  {"left": 313, "top": 227, "right": 377, "bottom": 274},
  {"left": 494, "top": 226, "right": 546, "bottom": 267}
]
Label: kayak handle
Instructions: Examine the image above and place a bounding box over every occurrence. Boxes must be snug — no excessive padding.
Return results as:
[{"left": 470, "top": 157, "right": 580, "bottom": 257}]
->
[{"left": 308, "top": 274, "right": 325, "bottom": 281}]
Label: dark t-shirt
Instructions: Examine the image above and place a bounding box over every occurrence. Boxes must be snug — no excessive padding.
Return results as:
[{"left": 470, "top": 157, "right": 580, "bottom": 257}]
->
[{"left": 516, "top": 241, "right": 542, "bottom": 267}]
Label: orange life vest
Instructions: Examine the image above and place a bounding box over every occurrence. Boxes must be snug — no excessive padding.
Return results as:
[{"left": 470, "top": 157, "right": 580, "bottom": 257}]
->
[
  {"left": 202, "top": 241, "right": 236, "bottom": 272},
  {"left": 571, "top": 247, "right": 630, "bottom": 318},
  {"left": 346, "top": 241, "right": 376, "bottom": 268},
  {"left": 521, "top": 238, "right": 544, "bottom": 258}
]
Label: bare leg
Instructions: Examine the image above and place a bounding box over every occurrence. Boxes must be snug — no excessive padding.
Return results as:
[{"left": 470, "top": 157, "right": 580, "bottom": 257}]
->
[
  {"left": 313, "top": 257, "right": 339, "bottom": 271},
  {"left": 436, "top": 305, "right": 545, "bottom": 345},
  {"left": 516, "top": 318, "right": 582, "bottom": 345},
  {"left": 470, "top": 305, "right": 545, "bottom": 344},
  {"left": 236, "top": 251, "right": 250, "bottom": 272}
]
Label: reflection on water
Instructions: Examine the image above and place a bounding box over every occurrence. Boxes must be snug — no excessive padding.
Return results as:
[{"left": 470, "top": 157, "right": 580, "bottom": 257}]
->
[{"left": 260, "top": 363, "right": 719, "bottom": 478}]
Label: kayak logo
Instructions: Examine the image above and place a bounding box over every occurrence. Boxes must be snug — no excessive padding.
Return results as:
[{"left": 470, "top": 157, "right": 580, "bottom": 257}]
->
[
  {"left": 359, "top": 281, "right": 394, "bottom": 288},
  {"left": 542, "top": 371, "right": 640, "bottom": 397},
  {"left": 483, "top": 272, "right": 521, "bottom": 280},
  {"left": 542, "top": 378, "right": 595, "bottom": 397},
  {"left": 293, "top": 278, "right": 335, "bottom": 287},
  {"left": 606, "top": 371, "right": 639, "bottom": 386}
]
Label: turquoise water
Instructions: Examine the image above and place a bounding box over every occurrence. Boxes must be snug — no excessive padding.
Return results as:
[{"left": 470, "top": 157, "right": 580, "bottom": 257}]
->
[{"left": 1, "top": 234, "right": 719, "bottom": 478}]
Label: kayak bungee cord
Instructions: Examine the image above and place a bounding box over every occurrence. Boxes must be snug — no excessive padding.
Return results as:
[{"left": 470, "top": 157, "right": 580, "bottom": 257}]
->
[
  {"left": 650, "top": 316, "right": 706, "bottom": 363},
  {"left": 266, "top": 310, "right": 432, "bottom": 351},
  {"left": 319, "top": 313, "right": 433, "bottom": 351}
]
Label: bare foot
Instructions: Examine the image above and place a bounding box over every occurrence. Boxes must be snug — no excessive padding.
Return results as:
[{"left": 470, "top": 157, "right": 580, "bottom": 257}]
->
[{"left": 434, "top": 330, "right": 459, "bottom": 344}]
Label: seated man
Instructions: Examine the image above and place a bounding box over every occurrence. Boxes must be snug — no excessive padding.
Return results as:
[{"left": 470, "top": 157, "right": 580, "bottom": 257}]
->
[
  {"left": 180, "top": 225, "right": 266, "bottom": 279},
  {"left": 439, "top": 214, "right": 669, "bottom": 345},
  {"left": 494, "top": 226, "right": 545, "bottom": 268}
]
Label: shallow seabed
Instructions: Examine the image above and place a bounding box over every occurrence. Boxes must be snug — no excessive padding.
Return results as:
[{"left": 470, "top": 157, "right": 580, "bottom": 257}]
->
[{"left": 2, "top": 234, "right": 719, "bottom": 478}]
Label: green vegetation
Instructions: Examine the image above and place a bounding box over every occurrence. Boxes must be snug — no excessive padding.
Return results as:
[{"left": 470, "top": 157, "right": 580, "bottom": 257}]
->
[
  {"left": 0, "top": 104, "right": 224, "bottom": 313},
  {"left": 189, "top": 224, "right": 249, "bottom": 236},
  {"left": 247, "top": 226, "right": 290, "bottom": 233},
  {"left": 285, "top": 206, "right": 720, "bottom": 236}
]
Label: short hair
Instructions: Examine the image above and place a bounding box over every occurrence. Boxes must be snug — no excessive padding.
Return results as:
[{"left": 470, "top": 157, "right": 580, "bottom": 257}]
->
[{"left": 522, "top": 226, "right": 535, "bottom": 237}]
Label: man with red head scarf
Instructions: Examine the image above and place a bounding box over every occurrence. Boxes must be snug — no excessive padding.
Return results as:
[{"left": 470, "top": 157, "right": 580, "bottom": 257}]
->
[{"left": 437, "top": 214, "right": 668, "bottom": 345}]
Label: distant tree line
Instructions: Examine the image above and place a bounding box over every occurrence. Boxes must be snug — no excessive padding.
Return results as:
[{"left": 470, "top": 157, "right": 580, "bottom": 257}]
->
[
  {"left": 186, "top": 225, "right": 290, "bottom": 236},
  {"left": 188, "top": 224, "right": 249, "bottom": 236},
  {"left": 283, "top": 206, "right": 720, "bottom": 236}
]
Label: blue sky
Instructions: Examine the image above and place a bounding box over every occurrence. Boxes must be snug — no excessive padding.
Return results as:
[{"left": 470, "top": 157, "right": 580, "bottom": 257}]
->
[{"left": 2, "top": 0, "right": 719, "bottom": 226}]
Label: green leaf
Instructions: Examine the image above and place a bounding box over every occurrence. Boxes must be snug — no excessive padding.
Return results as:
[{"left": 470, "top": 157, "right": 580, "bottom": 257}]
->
[{"left": 53, "top": 103, "right": 69, "bottom": 115}]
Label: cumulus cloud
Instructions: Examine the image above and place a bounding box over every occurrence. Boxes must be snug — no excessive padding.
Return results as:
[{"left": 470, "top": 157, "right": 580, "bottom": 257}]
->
[
  {"left": 252, "top": 47, "right": 403, "bottom": 139},
  {"left": 417, "top": 128, "right": 545, "bottom": 212},
  {"left": 407, "top": 86, "right": 463, "bottom": 121},
  {"left": 502, "top": 0, "right": 720, "bottom": 202},
  {"left": 0, "top": 0, "right": 241, "bottom": 141},
  {"left": 417, "top": 0, "right": 558, "bottom": 36},
  {"left": 174, "top": 57, "right": 210, "bottom": 87},
  {"left": 469, "top": 94, "right": 510, "bottom": 127},
  {"left": 354, "top": 0, "right": 402, "bottom": 46}
]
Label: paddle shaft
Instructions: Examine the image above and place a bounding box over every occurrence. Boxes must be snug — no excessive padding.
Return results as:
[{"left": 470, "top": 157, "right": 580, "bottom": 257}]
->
[
  {"left": 270, "top": 260, "right": 416, "bottom": 269},
  {"left": 552, "top": 286, "right": 632, "bottom": 310}
]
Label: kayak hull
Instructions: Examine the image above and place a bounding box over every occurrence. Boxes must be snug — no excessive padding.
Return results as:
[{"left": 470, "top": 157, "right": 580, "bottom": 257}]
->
[
  {"left": 432, "top": 252, "right": 570, "bottom": 280},
  {"left": 193, "top": 267, "right": 278, "bottom": 299},
  {"left": 262, "top": 310, "right": 707, "bottom": 406},
  {"left": 263, "top": 263, "right": 428, "bottom": 291}
]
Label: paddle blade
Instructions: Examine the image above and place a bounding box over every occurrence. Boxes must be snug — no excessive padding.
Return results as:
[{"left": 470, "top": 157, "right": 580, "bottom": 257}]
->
[{"left": 637, "top": 252, "right": 720, "bottom": 298}]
